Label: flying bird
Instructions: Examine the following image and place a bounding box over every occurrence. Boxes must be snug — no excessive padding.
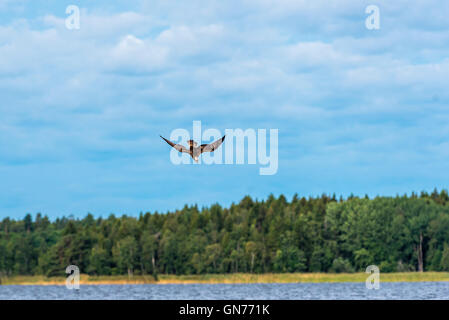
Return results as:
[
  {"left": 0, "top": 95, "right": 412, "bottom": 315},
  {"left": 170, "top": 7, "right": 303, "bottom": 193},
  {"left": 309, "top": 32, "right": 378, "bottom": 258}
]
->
[{"left": 160, "top": 135, "right": 226, "bottom": 163}]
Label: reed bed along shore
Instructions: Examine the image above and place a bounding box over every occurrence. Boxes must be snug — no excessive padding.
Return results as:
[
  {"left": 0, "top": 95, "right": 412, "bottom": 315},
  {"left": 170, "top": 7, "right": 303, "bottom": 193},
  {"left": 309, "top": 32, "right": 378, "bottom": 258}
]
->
[{"left": 1, "top": 272, "right": 448, "bottom": 285}]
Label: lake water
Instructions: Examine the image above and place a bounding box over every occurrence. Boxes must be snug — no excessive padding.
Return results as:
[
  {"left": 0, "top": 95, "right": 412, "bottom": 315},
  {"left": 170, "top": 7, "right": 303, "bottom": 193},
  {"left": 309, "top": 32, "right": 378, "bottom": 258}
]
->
[{"left": 0, "top": 282, "right": 448, "bottom": 300}]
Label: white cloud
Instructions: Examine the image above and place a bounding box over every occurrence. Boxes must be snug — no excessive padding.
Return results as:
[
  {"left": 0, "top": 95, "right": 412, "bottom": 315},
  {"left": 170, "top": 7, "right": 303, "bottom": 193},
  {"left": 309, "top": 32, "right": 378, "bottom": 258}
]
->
[{"left": 107, "top": 34, "right": 169, "bottom": 73}]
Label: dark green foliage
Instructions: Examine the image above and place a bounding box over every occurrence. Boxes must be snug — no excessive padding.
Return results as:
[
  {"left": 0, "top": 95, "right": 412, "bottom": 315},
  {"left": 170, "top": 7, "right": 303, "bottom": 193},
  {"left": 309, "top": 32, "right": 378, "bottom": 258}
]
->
[
  {"left": 0, "top": 190, "right": 449, "bottom": 276},
  {"left": 330, "top": 257, "right": 354, "bottom": 273},
  {"left": 441, "top": 244, "right": 449, "bottom": 271}
]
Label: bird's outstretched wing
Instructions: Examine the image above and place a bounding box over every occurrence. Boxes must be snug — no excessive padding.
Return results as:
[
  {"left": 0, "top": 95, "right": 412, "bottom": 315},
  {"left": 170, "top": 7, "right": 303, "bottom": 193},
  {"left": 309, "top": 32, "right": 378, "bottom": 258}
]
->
[
  {"left": 160, "top": 136, "right": 190, "bottom": 153},
  {"left": 201, "top": 135, "right": 226, "bottom": 153}
]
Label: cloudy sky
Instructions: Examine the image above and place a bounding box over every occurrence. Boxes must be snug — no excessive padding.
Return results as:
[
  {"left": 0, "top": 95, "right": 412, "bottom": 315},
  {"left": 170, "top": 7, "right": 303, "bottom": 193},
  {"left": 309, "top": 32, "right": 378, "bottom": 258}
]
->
[{"left": 1, "top": 0, "right": 448, "bottom": 219}]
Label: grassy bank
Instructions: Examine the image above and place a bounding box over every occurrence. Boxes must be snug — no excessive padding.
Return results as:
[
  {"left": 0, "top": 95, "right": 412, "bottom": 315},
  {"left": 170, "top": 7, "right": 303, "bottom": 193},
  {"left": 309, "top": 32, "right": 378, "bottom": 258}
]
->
[{"left": 1, "top": 272, "right": 448, "bottom": 285}]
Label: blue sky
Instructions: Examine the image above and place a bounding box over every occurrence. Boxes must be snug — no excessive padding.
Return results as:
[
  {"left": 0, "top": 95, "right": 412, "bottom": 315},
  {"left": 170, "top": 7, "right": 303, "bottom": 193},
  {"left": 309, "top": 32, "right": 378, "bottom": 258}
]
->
[{"left": 1, "top": 0, "right": 449, "bottom": 219}]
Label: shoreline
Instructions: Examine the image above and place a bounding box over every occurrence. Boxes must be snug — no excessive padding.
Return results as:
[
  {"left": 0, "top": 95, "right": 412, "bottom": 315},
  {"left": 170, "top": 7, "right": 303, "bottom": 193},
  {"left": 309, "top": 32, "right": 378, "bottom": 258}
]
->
[{"left": 1, "top": 272, "right": 448, "bottom": 285}]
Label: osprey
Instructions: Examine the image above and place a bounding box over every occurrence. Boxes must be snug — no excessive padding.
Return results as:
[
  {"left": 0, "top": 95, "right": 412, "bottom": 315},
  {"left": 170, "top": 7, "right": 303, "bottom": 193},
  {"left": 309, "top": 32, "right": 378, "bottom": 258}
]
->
[{"left": 160, "top": 135, "right": 226, "bottom": 163}]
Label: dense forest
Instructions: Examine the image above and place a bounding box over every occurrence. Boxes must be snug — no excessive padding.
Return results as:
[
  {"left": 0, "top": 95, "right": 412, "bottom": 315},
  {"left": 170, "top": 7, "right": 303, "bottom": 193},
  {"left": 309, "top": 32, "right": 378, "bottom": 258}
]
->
[{"left": 1, "top": 189, "right": 449, "bottom": 278}]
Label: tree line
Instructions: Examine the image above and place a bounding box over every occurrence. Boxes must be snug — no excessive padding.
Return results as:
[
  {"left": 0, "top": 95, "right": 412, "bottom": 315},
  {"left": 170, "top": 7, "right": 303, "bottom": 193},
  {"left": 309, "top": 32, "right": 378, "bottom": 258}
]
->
[{"left": 1, "top": 189, "right": 449, "bottom": 278}]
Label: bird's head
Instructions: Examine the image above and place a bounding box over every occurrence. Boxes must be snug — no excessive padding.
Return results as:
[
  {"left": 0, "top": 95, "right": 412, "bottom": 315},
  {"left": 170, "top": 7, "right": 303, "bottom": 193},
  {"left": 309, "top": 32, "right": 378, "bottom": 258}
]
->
[{"left": 187, "top": 140, "right": 198, "bottom": 147}]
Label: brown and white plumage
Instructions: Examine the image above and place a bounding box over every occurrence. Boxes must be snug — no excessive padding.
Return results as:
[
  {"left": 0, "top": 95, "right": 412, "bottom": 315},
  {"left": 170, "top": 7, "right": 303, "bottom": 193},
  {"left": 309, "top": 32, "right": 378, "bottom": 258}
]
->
[{"left": 160, "top": 135, "right": 225, "bottom": 162}]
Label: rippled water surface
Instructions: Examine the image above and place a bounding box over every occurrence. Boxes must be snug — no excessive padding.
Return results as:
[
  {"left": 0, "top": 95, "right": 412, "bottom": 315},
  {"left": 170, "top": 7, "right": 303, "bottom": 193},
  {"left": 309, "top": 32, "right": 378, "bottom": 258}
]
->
[{"left": 0, "top": 282, "right": 448, "bottom": 300}]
